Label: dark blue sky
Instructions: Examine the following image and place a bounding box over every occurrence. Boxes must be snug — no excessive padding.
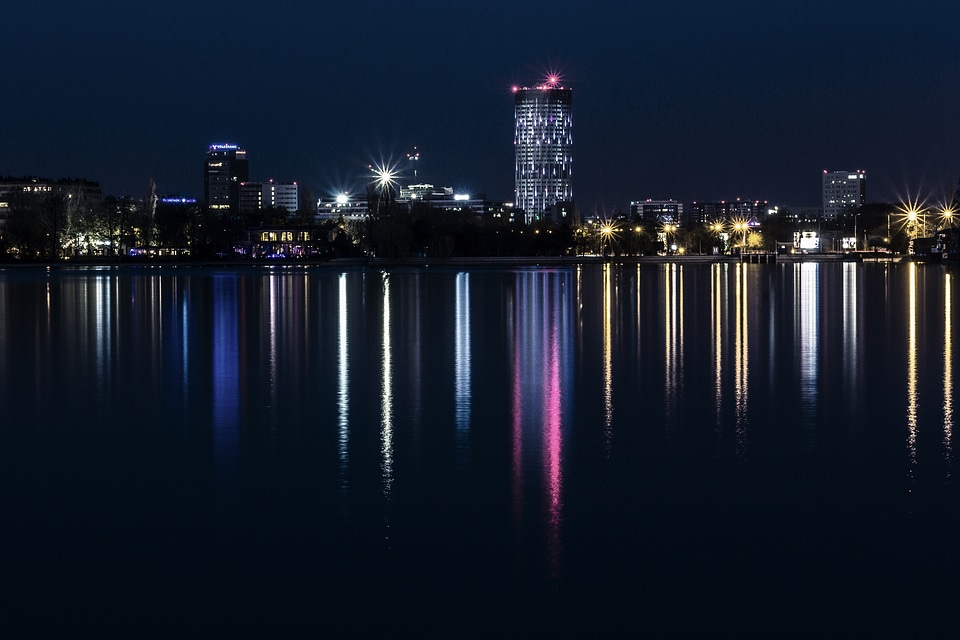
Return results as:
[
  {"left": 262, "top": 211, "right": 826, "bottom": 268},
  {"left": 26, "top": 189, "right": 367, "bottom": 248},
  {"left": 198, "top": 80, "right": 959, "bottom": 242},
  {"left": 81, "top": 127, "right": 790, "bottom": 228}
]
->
[{"left": 3, "top": 1, "right": 959, "bottom": 211}]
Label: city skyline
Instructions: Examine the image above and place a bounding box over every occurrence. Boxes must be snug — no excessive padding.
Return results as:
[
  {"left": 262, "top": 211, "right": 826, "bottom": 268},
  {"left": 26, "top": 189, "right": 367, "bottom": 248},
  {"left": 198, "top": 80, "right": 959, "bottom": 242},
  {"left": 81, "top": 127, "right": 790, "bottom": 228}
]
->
[{"left": 2, "top": 1, "right": 959, "bottom": 210}]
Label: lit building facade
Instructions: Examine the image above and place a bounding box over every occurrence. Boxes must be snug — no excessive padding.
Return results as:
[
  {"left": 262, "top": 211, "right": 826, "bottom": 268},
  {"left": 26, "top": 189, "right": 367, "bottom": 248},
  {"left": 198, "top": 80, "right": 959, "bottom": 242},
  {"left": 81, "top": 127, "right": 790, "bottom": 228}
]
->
[
  {"left": 316, "top": 193, "right": 369, "bottom": 222},
  {"left": 688, "top": 199, "right": 768, "bottom": 226},
  {"left": 630, "top": 199, "right": 683, "bottom": 224},
  {"left": 0, "top": 176, "right": 102, "bottom": 235},
  {"left": 239, "top": 180, "right": 299, "bottom": 216},
  {"left": 514, "top": 77, "right": 573, "bottom": 223},
  {"left": 398, "top": 183, "right": 505, "bottom": 217},
  {"left": 204, "top": 144, "right": 248, "bottom": 214},
  {"left": 822, "top": 170, "right": 866, "bottom": 221}
]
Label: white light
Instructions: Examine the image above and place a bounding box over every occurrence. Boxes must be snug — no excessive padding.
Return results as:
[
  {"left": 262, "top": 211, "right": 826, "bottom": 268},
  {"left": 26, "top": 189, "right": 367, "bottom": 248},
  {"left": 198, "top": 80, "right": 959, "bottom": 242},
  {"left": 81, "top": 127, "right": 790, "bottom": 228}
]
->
[
  {"left": 336, "top": 194, "right": 348, "bottom": 205},
  {"left": 454, "top": 194, "right": 469, "bottom": 201}
]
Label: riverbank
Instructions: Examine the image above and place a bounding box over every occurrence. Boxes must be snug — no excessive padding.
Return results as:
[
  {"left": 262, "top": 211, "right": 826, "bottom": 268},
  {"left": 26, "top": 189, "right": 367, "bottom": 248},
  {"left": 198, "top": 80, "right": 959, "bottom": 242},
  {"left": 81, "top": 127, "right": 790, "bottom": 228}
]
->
[{"left": 0, "top": 251, "right": 906, "bottom": 270}]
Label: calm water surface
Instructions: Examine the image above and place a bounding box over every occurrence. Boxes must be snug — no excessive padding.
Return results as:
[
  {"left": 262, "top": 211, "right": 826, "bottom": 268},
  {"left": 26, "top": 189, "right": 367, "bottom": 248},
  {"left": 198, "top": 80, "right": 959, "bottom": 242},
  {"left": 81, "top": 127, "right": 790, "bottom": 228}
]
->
[{"left": 1, "top": 262, "right": 957, "bottom": 635}]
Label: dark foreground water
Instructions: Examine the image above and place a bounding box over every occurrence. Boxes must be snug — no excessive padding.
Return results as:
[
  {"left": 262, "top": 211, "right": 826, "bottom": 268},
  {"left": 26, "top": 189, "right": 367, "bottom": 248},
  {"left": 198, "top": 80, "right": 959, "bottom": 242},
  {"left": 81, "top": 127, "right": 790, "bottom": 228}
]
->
[{"left": 1, "top": 261, "right": 958, "bottom": 635}]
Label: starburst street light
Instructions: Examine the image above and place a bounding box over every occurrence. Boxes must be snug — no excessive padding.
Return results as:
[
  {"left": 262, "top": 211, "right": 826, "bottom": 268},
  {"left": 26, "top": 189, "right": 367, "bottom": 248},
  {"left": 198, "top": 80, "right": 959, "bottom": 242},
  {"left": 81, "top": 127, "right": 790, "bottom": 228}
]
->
[
  {"left": 896, "top": 194, "right": 928, "bottom": 238},
  {"left": 370, "top": 162, "right": 398, "bottom": 192},
  {"left": 731, "top": 218, "right": 749, "bottom": 249},
  {"left": 936, "top": 202, "right": 956, "bottom": 229},
  {"left": 596, "top": 218, "right": 618, "bottom": 257},
  {"left": 368, "top": 159, "right": 400, "bottom": 218}
]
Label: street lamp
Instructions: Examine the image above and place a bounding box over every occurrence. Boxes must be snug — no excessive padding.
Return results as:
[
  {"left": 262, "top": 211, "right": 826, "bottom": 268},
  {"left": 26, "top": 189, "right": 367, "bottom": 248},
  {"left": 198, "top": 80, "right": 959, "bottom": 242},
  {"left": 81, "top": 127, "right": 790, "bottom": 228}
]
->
[
  {"left": 600, "top": 224, "right": 613, "bottom": 257},
  {"left": 732, "top": 219, "right": 748, "bottom": 252},
  {"left": 661, "top": 222, "right": 677, "bottom": 254},
  {"left": 939, "top": 205, "right": 956, "bottom": 229},
  {"left": 710, "top": 221, "right": 724, "bottom": 253}
]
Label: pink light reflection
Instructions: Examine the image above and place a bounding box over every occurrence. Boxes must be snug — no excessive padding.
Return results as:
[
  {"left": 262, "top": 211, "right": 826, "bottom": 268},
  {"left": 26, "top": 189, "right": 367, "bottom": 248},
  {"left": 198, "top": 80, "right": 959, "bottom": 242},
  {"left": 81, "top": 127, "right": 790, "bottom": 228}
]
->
[{"left": 543, "top": 321, "right": 563, "bottom": 581}]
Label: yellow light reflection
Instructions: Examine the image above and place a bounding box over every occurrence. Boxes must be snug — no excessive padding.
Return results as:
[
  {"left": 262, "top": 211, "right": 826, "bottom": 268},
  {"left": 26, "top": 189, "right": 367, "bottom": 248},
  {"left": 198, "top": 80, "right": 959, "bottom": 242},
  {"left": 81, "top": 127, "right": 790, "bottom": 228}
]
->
[
  {"left": 943, "top": 273, "right": 953, "bottom": 474},
  {"left": 602, "top": 262, "right": 613, "bottom": 452},
  {"left": 734, "top": 263, "right": 748, "bottom": 457},
  {"left": 712, "top": 263, "right": 724, "bottom": 441},
  {"left": 907, "top": 262, "right": 918, "bottom": 471}
]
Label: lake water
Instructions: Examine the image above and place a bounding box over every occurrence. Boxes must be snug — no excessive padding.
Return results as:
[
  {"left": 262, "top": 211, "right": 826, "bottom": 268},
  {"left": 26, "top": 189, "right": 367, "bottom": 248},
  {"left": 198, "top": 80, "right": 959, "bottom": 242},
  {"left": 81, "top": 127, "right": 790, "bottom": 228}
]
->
[{"left": 1, "top": 261, "right": 957, "bottom": 635}]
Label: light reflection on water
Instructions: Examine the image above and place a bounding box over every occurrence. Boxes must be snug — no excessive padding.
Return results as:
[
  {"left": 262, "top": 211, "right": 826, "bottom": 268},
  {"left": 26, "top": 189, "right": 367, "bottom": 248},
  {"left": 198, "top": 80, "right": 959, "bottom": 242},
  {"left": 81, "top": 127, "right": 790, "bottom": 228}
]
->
[
  {"left": 734, "top": 262, "right": 749, "bottom": 456},
  {"left": 337, "top": 273, "right": 349, "bottom": 494},
  {"left": 380, "top": 272, "right": 393, "bottom": 502},
  {"left": 454, "top": 272, "right": 471, "bottom": 447},
  {"left": 2, "top": 262, "right": 959, "bottom": 632},
  {"left": 945, "top": 272, "right": 954, "bottom": 475},
  {"left": 907, "top": 262, "right": 919, "bottom": 471},
  {"left": 212, "top": 274, "right": 240, "bottom": 502},
  {"left": 601, "top": 263, "right": 613, "bottom": 451},
  {"left": 797, "top": 262, "right": 819, "bottom": 449}
]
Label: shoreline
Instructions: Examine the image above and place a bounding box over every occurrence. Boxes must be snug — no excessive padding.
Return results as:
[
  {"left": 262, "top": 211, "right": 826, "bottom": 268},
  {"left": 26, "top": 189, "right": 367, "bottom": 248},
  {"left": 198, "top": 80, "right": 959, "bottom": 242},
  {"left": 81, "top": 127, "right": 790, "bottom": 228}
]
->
[{"left": 0, "top": 252, "right": 913, "bottom": 270}]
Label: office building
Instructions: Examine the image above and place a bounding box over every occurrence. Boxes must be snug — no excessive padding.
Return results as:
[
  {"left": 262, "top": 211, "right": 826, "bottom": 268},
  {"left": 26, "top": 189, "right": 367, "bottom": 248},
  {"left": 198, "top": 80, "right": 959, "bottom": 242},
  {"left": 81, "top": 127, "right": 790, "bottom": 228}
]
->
[
  {"left": 688, "top": 199, "right": 768, "bottom": 226},
  {"left": 513, "top": 76, "right": 573, "bottom": 223},
  {"left": 239, "top": 180, "right": 299, "bottom": 216},
  {"left": 204, "top": 144, "right": 248, "bottom": 214},
  {"left": 822, "top": 170, "right": 866, "bottom": 221},
  {"left": 630, "top": 199, "right": 683, "bottom": 225}
]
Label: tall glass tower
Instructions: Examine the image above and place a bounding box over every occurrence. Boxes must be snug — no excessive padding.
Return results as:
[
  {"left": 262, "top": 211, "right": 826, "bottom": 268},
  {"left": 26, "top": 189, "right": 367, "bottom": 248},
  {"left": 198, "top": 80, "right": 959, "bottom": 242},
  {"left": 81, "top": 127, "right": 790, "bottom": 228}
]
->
[{"left": 514, "top": 77, "right": 573, "bottom": 223}]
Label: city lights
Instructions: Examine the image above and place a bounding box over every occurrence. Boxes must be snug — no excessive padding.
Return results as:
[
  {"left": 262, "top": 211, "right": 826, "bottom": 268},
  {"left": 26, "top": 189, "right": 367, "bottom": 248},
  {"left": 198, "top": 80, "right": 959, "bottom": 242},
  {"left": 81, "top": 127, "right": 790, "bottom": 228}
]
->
[
  {"left": 370, "top": 161, "right": 398, "bottom": 192},
  {"left": 896, "top": 193, "right": 929, "bottom": 238}
]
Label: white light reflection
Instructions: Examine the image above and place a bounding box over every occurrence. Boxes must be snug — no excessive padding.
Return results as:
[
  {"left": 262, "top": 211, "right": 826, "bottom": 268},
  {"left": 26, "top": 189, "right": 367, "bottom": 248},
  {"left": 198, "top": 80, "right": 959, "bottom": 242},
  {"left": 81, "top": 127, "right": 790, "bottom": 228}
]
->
[
  {"left": 841, "top": 262, "right": 860, "bottom": 420},
  {"left": 455, "top": 273, "right": 471, "bottom": 449},
  {"left": 797, "top": 263, "right": 819, "bottom": 450},
  {"left": 380, "top": 272, "right": 394, "bottom": 503},
  {"left": 337, "top": 273, "right": 350, "bottom": 494},
  {"left": 267, "top": 273, "right": 279, "bottom": 432},
  {"left": 944, "top": 273, "right": 954, "bottom": 476},
  {"left": 663, "top": 264, "right": 683, "bottom": 424},
  {"left": 906, "top": 263, "right": 918, "bottom": 472},
  {"left": 94, "top": 275, "right": 114, "bottom": 387},
  {"left": 712, "top": 264, "right": 724, "bottom": 444}
]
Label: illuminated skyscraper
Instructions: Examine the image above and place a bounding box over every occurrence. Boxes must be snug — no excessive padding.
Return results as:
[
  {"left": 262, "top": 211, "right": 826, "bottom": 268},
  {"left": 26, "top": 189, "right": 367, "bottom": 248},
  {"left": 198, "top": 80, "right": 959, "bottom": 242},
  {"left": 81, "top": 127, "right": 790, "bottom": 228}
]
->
[
  {"left": 514, "top": 77, "right": 573, "bottom": 223},
  {"left": 204, "top": 144, "right": 249, "bottom": 214},
  {"left": 822, "top": 169, "right": 866, "bottom": 221}
]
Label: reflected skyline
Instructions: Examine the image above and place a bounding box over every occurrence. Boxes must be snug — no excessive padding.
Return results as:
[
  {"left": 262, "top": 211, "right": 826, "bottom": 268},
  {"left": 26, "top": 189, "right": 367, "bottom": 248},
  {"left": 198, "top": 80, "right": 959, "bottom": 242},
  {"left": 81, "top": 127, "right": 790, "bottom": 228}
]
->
[{"left": 3, "top": 261, "right": 959, "bottom": 630}]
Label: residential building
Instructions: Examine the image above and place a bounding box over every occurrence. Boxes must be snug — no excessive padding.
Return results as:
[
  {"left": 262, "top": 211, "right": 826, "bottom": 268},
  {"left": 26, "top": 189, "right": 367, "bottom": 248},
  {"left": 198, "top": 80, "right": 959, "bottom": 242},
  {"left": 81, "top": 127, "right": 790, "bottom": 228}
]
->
[
  {"left": 822, "top": 170, "right": 866, "bottom": 221},
  {"left": 688, "top": 199, "right": 768, "bottom": 226}
]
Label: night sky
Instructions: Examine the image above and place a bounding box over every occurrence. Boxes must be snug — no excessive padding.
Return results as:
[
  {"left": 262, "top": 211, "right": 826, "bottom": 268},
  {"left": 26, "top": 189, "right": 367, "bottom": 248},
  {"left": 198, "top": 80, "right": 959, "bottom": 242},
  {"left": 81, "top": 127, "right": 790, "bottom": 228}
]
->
[{"left": 4, "top": 1, "right": 959, "bottom": 211}]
